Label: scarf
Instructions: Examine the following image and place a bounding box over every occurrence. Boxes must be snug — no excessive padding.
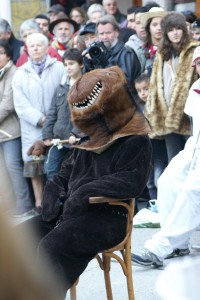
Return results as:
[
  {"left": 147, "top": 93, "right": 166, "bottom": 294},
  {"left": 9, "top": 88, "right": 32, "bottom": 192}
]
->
[
  {"left": 31, "top": 55, "right": 47, "bottom": 75},
  {"left": 55, "top": 40, "right": 70, "bottom": 50}
]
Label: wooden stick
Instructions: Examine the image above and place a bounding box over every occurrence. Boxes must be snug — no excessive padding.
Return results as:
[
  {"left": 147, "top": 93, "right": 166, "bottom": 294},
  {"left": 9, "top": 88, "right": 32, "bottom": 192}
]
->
[{"left": 50, "top": 138, "right": 81, "bottom": 145}]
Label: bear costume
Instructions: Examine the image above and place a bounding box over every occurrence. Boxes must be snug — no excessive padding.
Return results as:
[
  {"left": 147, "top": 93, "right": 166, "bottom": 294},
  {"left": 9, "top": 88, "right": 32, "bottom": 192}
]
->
[{"left": 27, "top": 66, "right": 152, "bottom": 299}]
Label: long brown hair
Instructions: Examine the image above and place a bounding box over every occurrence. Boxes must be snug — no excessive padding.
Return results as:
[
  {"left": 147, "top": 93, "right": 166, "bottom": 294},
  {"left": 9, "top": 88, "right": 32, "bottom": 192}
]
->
[{"left": 159, "top": 13, "right": 190, "bottom": 61}]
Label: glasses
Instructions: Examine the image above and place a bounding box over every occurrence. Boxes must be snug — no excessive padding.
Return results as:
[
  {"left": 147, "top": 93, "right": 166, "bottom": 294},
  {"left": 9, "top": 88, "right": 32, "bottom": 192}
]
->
[{"left": 0, "top": 51, "right": 6, "bottom": 55}]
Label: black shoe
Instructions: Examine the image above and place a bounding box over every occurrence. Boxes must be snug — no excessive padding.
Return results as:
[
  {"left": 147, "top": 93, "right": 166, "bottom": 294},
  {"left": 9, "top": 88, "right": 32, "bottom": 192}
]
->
[
  {"left": 166, "top": 248, "right": 190, "bottom": 259},
  {"left": 131, "top": 249, "right": 163, "bottom": 267}
]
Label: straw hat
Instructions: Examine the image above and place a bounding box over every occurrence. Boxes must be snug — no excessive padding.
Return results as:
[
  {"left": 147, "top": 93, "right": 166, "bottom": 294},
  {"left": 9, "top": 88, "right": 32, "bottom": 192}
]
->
[
  {"left": 192, "top": 46, "right": 200, "bottom": 66},
  {"left": 140, "top": 7, "right": 168, "bottom": 28}
]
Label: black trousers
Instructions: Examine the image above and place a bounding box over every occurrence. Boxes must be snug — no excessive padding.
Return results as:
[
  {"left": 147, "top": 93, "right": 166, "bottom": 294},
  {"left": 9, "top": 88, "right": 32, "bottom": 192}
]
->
[{"left": 27, "top": 209, "right": 127, "bottom": 299}]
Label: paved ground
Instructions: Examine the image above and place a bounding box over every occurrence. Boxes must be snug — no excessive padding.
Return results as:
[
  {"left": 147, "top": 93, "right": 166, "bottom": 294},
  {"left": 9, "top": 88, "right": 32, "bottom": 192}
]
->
[
  {"left": 12, "top": 205, "right": 200, "bottom": 300},
  {"left": 65, "top": 227, "right": 200, "bottom": 300}
]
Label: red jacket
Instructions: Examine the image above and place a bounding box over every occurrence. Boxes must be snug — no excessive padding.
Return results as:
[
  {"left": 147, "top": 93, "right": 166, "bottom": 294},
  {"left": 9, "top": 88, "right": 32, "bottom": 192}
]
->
[{"left": 16, "top": 44, "right": 62, "bottom": 67}]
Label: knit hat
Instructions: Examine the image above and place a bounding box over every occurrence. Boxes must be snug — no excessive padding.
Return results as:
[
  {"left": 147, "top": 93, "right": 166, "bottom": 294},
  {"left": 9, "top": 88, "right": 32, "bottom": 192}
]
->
[
  {"left": 140, "top": 7, "right": 168, "bottom": 28},
  {"left": 161, "top": 12, "right": 187, "bottom": 34},
  {"left": 192, "top": 46, "right": 200, "bottom": 66}
]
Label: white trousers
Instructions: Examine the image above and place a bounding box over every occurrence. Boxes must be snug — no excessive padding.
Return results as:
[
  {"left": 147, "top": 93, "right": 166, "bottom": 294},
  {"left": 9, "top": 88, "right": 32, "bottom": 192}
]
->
[{"left": 145, "top": 146, "right": 200, "bottom": 260}]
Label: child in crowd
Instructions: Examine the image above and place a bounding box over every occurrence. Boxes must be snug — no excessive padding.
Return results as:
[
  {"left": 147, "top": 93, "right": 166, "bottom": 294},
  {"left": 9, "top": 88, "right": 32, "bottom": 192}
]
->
[
  {"left": 42, "top": 48, "right": 84, "bottom": 180},
  {"left": 135, "top": 73, "right": 167, "bottom": 200},
  {"left": 131, "top": 45, "right": 200, "bottom": 267},
  {"left": 135, "top": 73, "right": 150, "bottom": 112},
  {"left": 191, "top": 18, "right": 200, "bottom": 40}
]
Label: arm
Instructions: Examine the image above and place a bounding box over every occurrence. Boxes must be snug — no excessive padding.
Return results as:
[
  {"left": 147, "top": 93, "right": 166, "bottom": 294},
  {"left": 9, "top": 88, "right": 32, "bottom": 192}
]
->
[
  {"left": 42, "top": 150, "right": 75, "bottom": 222},
  {"left": 118, "top": 46, "right": 141, "bottom": 85},
  {"left": 42, "top": 89, "right": 59, "bottom": 141}
]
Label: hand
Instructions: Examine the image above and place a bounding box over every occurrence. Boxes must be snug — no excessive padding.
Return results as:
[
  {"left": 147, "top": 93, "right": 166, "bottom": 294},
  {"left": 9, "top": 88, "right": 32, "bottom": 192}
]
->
[
  {"left": 42, "top": 180, "right": 67, "bottom": 222},
  {"left": 43, "top": 139, "right": 53, "bottom": 146},
  {"left": 63, "top": 190, "right": 89, "bottom": 217},
  {"left": 27, "top": 140, "right": 46, "bottom": 156}
]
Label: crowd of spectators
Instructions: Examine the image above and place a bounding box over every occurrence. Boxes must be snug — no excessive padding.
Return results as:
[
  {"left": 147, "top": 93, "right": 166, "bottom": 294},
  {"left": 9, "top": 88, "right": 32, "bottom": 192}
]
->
[{"left": 0, "top": 0, "right": 200, "bottom": 218}]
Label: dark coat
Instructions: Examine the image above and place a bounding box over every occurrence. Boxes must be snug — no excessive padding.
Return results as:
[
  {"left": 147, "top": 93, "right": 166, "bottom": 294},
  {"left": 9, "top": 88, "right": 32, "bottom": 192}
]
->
[
  {"left": 9, "top": 33, "right": 24, "bottom": 65},
  {"left": 114, "top": 10, "right": 127, "bottom": 25},
  {"left": 42, "top": 82, "right": 73, "bottom": 142},
  {"left": 106, "top": 41, "right": 141, "bottom": 86},
  {"left": 42, "top": 135, "right": 152, "bottom": 221}
]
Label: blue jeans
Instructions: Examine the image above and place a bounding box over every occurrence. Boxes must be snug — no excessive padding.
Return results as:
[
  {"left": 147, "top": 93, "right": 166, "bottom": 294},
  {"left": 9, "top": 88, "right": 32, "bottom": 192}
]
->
[
  {"left": 0, "top": 137, "right": 33, "bottom": 213},
  {"left": 44, "top": 146, "right": 72, "bottom": 180},
  {"left": 147, "top": 139, "right": 168, "bottom": 199}
]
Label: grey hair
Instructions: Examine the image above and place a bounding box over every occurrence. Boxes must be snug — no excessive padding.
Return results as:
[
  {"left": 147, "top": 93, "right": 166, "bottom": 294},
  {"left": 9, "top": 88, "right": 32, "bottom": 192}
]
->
[
  {"left": 26, "top": 32, "right": 48, "bottom": 47},
  {"left": 96, "top": 15, "right": 120, "bottom": 32},
  {"left": 53, "top": 22, "right": 74, "bottom": 36},
  {"left": 87, "top": 4, "right": 106, "bottom": 20},
  {"left": 0, "top": 18, "right": 12, "bottom": 34},
  {"left": 20, "top": 19, "right": 41, "bottom": 37}
]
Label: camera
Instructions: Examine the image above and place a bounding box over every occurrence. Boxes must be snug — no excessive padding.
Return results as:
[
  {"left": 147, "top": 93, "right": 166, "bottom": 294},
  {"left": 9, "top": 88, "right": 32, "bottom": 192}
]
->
[{"left": 88, "top": 41, "right": 110, "bottom": 67}]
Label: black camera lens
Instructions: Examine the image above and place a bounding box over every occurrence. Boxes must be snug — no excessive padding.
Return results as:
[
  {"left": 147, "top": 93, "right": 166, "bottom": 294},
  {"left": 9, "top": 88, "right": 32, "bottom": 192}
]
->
[{"left": 89, "top": 46, "right": 102, "bottom": 58}]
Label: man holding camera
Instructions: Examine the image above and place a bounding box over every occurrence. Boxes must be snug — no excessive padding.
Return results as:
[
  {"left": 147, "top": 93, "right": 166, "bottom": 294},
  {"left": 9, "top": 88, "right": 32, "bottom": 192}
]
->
[{"left": 82, "top": 15, "right": 141, "bottom": 98}]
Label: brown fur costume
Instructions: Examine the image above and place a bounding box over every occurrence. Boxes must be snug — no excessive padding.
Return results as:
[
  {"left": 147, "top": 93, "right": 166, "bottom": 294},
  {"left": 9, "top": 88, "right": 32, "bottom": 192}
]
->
[
  {"left": 145, "top": 40, "right": 200, "bottom": 138},
  {"left": 26, "top": 66, "right": 152, "bottom": 299}
]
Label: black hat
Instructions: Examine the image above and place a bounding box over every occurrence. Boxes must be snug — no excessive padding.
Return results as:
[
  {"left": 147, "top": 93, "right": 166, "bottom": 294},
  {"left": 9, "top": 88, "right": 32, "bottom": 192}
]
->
[
  {"left": 79, "top": 22, "right": 96, "bottom": 36},
  {"left": 48, "top": 4, "right": 65, "bottom": 14},
  {"left": 49, "top": 16, "right": 79, "bottom": 34},
  {"left": 192, "top": 18, "right": 200, "bottom": 28}
]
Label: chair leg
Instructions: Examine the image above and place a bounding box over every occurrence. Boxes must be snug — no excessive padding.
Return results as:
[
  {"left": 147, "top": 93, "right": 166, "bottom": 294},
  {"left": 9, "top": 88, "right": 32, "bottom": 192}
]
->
[
  {"left": 126, "top": 244, "right": 135, "bottom": 300},
  {"left": 103, "top": 254, "right": 113, "bottom": 300},
  {"left": 70, "top": 280, "right": 78, "bottom": 300}
]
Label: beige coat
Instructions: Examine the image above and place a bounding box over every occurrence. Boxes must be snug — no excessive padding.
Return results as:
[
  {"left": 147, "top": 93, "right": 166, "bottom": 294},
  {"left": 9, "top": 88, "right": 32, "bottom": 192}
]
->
[
  {"left": 145, "top": 40, "right": 200, "bottom": 138},
  {"left": 0, "top": 61, "right": 20, "bottom": 142}
]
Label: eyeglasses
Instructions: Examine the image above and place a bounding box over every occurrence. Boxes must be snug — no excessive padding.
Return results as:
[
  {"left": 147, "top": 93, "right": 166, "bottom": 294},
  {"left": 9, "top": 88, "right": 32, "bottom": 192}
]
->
[{"left": 0, "top": 51, "right": 6, "bottom": 55}]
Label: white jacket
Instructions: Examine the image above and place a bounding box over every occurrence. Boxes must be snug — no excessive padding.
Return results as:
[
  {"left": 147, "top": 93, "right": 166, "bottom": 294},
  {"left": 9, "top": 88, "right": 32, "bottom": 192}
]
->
[{"left": 12, "top": 55, "right": 65, "bottom": 161}]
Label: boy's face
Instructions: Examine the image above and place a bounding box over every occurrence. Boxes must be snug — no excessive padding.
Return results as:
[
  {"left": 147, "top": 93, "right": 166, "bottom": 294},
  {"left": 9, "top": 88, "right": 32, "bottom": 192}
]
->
[
  {"left": 127, "top": 12, "right": 135, "bottom": 30},
  {"left": 134, "top": 13, "right": 146, "bottom": 40},
  {"left": 83, "top": 33, "right": 97, "bottom": 48},
  {"left": 195, "top": 58, "right": 200, "bottom": 75},
  {"left": 191, "top": 28, "right": 200, "bottom": 41},
  {"left": 64, "top": 59, "right": 83, "bottom": 78},
  {"left": 135, "top": 80, "right": 149, "bottom": 102}
]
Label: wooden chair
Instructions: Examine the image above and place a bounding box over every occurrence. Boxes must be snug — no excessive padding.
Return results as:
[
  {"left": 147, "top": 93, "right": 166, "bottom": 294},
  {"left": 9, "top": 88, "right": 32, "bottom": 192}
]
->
[{"left": 70, "top": 196, "right": 135, "bottom": 300}]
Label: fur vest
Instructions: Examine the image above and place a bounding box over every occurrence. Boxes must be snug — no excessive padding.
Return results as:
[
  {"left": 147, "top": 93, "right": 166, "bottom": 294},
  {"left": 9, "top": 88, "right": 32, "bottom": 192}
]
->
[{"left": 145, "top": 40, "right": 200, "bottom": 138}]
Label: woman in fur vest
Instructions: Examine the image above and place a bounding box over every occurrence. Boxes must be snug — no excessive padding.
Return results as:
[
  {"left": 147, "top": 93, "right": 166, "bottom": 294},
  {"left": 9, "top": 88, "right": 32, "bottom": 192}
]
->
[{"left": 145, "top": 12, "right": 200, "bottom": 163}]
